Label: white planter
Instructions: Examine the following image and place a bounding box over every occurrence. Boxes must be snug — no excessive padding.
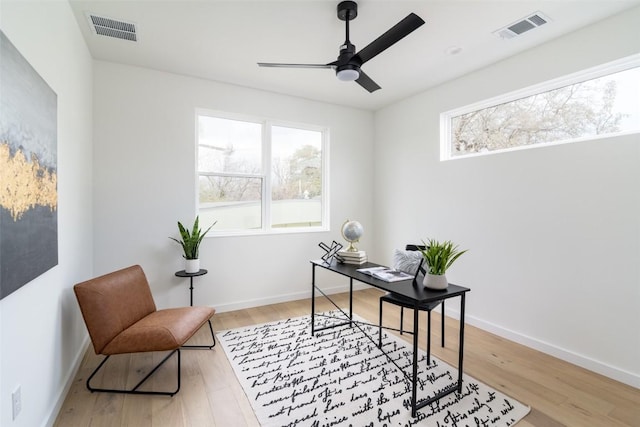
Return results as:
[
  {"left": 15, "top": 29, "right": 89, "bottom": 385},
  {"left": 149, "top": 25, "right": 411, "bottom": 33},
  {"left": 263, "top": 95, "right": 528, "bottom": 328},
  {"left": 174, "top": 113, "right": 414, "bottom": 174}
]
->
[
  {"left": 423, "top": 273, "right": 448, "bottom": 290},
  {"left": 185, "top": 258, "right": 200, "bottom": 274}
]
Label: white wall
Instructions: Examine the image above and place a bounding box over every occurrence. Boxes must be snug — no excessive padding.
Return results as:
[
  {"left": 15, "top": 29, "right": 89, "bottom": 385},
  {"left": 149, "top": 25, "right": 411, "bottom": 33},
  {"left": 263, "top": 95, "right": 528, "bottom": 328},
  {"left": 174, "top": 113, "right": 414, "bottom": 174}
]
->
[
  {"left": 93, "top": 61, "right": 374, "bottom": 311},
  {"left": 374, "top": 7, "right": 640, "bottom": 387},
  {"left": 2, "top": 4, "right": 635, "bottom": 425},
  {"left": 0, "top": 1, "right": 93, "bottom": 426}
]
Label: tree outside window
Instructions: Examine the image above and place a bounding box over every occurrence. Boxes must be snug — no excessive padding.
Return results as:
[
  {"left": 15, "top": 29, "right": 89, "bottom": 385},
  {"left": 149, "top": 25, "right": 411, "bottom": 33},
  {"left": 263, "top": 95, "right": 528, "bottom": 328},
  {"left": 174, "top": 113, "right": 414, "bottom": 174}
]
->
[
  {"left": 443, "top": 57, "right": 640, "bottom": 159},
  {"left": 197, "top": 113, "right": 326, "bottom": 233}
]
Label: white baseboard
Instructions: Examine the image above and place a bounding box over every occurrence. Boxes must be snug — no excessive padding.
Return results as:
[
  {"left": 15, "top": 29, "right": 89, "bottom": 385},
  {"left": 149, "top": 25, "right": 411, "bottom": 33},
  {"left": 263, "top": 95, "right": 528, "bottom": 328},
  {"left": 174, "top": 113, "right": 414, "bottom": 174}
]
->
[
  {"left": 42, "top": 336, "right": 91, "bottom": 427},
  {"left": 214, "top": 283, "right": 369, "bottom": 313},
  {"left": 442, "top": 306, "right": 640, "bottom": 389}
]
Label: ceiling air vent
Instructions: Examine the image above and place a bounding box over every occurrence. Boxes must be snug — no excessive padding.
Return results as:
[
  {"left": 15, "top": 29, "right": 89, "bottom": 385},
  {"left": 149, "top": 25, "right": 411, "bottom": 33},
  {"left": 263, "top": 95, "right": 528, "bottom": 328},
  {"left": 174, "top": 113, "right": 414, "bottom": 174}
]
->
[
  {"left": 86, "top": 13, "right": 137, "bottom": 42},
  {"left": 493, "top": 11, "right": 550, "bottom": 40}
]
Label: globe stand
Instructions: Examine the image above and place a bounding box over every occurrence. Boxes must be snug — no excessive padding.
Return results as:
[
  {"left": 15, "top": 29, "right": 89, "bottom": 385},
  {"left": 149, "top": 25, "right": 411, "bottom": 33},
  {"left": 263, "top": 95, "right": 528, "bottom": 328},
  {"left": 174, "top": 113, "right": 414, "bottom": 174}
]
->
[{"left": 344, "top": 241, "right": 359, "bottom": 252}]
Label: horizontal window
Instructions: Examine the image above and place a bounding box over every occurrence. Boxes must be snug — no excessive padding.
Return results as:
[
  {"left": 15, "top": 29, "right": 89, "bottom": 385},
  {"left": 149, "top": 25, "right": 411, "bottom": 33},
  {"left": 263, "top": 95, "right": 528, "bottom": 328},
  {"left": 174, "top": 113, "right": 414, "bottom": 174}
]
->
[
  {"left": 196, "top": 111, "right": 328, "bottom": 235},
  {"left": 441, "top": 54, "right": 640, "bottom": 160}
]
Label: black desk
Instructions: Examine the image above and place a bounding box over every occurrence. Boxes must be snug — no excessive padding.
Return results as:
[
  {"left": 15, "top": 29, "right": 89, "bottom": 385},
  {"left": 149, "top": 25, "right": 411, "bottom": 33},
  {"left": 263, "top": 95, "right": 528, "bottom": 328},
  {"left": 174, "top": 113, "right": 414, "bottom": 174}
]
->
[
  {"left": 175, "top": 269, "right": 208, "bottom": 306},
  {"left": 310, "top": 259, "right": 470, "bottom": 417}
]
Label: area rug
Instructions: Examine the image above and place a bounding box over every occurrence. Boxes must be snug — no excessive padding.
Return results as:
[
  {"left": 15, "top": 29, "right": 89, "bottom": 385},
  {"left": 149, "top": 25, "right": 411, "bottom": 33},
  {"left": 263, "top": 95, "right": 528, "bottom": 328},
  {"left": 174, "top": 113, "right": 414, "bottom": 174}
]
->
[{"left": 218, "top": 311, "right": 530, "bottom": 427}]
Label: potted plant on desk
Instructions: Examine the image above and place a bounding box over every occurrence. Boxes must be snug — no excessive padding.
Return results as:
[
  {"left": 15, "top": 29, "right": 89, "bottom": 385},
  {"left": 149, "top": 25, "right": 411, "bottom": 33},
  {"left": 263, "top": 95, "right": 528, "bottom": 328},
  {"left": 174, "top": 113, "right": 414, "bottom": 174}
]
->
[
  {"left": 419, "top": 238, "right": 468, "bottom": 290},
  {"left": 170, "top": 216, "right": 215, "bottom": 273}
]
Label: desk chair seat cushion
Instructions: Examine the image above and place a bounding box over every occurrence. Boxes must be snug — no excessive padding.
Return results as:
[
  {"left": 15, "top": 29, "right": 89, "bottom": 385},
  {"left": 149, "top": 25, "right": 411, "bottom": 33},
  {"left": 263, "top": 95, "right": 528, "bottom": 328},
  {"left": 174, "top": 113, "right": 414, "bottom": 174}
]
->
[
  {"left": 392, "top": 249, "right": 423, "bottom": 275},
  {"left": 381, "top": 292, "right": 441, "bottom": 312}
]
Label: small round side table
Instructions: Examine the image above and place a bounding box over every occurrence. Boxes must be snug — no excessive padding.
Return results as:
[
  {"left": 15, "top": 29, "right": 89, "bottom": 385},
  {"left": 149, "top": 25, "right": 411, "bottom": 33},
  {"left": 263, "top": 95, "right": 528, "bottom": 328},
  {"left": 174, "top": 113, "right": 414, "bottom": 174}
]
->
[
  {"left": 174, "top": 269, "right": 216, "bottom": 349},
  {"left": 175, "top": 269, "right": 208, "bottom": 306}
]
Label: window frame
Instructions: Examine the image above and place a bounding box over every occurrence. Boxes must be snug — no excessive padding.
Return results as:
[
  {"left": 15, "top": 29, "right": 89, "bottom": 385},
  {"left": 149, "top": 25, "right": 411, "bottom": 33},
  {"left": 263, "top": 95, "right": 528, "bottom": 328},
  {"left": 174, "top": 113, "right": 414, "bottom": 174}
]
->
[
  {"left": 440, "top": 53, "right": 640, "bottom": 161},
  {"left": 195, "top": 109, "right": 330, "bottom": 237}
]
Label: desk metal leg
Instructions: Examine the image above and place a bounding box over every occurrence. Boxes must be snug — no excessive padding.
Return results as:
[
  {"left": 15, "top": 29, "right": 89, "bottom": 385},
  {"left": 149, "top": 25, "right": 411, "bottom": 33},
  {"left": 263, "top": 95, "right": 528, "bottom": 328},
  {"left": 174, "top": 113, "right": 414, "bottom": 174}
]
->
[
  {"left": 409, "top": 294, "right": 467, "bottom": 416},
  {"left": 311, "top": 264, "right": 316, "bottom": 336},
  {"left": 411, "top": 301, "right": 420, "bottom": 417},
  {"left": 458, "top": 293, "right": 466, "bottom": 391},
  {"left": 378, "top": 298, "right": 383, "bottom": 348},
  {"left": 441, "top": 300, "right": 445, "bottom": 347},
  {"left": 349, "top": 278, "right": 353, "bottom": 326}
]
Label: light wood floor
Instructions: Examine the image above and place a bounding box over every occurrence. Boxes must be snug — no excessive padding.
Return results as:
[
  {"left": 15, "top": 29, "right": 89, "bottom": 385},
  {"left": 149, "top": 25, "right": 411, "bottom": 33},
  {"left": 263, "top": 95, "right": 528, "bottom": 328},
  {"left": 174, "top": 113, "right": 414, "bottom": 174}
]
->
[{"left": 54, "top": 288, "right": 640, "bottom": 427}]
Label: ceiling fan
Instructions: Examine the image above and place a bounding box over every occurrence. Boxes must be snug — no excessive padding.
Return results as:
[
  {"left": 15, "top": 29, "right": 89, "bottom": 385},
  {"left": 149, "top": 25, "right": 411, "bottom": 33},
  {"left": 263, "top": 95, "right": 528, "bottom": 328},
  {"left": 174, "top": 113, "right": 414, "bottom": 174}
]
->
[{"left": 257, "top": 1, "right": 425, "bottom": 93}]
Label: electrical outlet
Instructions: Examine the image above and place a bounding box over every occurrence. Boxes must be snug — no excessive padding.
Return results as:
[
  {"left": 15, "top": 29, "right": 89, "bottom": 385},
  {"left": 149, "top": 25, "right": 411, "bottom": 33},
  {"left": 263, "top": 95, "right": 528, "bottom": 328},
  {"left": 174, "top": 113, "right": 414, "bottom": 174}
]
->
[{"left": 12, "top": 385, "right": 22, "bottom": 420}]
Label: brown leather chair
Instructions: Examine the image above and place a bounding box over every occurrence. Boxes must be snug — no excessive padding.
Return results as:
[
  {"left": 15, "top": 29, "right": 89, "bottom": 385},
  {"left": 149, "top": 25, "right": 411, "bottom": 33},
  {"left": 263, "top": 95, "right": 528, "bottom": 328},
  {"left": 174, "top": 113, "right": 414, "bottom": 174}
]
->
[{"left": 74, "top": 265, "right": 216, "bottom": 396}]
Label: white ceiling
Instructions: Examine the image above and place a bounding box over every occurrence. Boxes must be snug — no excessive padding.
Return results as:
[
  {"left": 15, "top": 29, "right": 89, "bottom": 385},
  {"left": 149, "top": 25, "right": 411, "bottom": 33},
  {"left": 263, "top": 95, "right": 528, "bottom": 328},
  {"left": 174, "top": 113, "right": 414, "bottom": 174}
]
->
[{"left": 69, "top": 0, "right": 640, "bottom": 111}]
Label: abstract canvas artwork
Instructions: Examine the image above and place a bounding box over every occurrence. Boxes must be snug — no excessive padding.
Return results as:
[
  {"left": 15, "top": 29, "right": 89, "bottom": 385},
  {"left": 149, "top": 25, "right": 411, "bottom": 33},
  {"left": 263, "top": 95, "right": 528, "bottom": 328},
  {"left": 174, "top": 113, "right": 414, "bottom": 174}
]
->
[{"left": 0, "top": 30, "right": 58, "bottom": 299}]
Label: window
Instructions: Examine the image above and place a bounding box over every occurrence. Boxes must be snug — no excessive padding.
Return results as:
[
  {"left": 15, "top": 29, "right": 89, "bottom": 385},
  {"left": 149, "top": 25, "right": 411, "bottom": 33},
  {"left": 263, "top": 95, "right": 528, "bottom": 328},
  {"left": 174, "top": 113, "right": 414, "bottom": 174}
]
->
[
  {"left": 441, "top": 54, "right": 640, "bottom": 160},
  {"left": 197, "top": 111, "right": 328, "bottom": 235}
]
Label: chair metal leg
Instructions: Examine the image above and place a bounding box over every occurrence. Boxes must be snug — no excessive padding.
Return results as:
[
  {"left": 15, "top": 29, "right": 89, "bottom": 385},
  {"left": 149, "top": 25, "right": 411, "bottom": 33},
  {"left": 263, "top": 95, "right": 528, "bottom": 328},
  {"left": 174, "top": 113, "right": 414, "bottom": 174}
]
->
[
  {"left": 400, "top": 306, "right": 404, "bottom": 335},
  {"left": 86, "top": 349, "right": 181, "bottom": 396},
  {"left": 182, "top": 319, "right": 216, "bottom": 350}
]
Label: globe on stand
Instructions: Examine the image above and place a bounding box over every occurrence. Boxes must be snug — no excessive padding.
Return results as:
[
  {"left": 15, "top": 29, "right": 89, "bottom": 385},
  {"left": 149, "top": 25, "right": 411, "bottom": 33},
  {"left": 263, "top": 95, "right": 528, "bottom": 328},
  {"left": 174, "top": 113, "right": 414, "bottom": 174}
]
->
[{"left": 341, "top": 220, "right": 364, "bottom": 252}]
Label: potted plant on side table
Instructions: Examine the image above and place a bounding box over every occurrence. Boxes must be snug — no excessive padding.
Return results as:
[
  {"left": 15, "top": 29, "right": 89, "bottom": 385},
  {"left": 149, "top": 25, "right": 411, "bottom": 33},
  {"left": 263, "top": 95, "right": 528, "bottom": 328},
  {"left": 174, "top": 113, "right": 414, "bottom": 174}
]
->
[
  {"left": 170, "top": 216, "right": 215, "bottom": 273},
  {"left": 419, "top": 238, "right": 468, "bottom": 290}
]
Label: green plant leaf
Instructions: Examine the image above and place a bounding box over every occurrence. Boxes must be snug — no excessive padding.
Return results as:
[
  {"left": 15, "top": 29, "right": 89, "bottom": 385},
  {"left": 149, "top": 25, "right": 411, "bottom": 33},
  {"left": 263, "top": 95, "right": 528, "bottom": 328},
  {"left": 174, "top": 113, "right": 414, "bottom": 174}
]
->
[
  {"left": 419, "top": 238, "right": 467, "bottom": 275},
  {"left": 169, "top": 216, "right": 217, "bottom": 260}
]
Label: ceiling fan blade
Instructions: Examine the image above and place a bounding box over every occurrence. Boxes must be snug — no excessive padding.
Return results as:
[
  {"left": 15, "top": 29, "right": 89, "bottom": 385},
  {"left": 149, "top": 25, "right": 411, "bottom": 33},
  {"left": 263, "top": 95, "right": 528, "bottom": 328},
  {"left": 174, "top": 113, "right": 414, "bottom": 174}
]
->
[
  {"left": 355, "top": 70, "right": 381, "bottom": 93},
  {"left": 353, "top": 13, "right": 425, "bottom": 65},
  {"left": 257, "top": 62, "right": 334, "bottom": 69}
]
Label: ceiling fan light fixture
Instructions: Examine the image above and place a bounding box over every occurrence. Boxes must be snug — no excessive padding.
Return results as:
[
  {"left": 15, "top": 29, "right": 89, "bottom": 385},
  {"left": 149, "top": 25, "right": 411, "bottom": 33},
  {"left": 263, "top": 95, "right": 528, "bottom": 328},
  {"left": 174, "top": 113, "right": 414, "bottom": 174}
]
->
[
  {"left": 337, "top": 68, "right": 360, "bottom": 81},
  {"left": 258, "top": 1, "right": 425, "bottom": 93}
]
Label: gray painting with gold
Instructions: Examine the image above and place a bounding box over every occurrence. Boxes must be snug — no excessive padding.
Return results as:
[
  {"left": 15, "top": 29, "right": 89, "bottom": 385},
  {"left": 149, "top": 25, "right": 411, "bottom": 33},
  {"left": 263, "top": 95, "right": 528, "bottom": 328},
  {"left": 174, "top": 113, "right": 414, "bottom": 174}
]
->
[{"left": 1, "top": 30, "right": 58, "bottom": 299}]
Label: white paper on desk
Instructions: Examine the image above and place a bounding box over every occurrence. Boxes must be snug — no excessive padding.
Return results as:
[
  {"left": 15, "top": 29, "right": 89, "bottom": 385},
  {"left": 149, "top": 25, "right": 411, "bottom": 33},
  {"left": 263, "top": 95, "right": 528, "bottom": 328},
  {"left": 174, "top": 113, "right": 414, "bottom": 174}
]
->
[{"left": 356, "top": 266, "right": 412, "bottom": 282}]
